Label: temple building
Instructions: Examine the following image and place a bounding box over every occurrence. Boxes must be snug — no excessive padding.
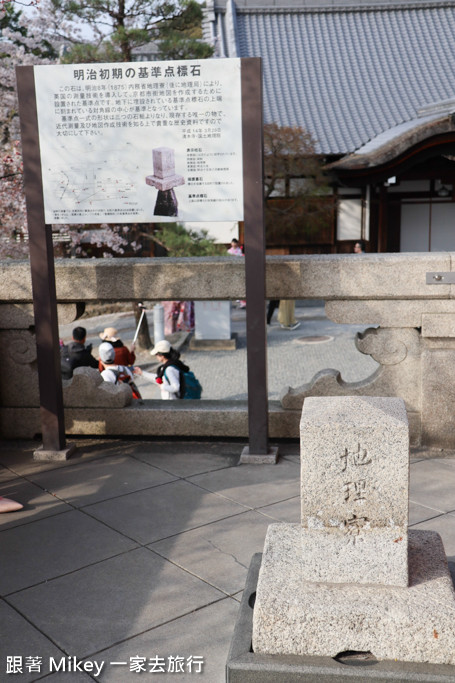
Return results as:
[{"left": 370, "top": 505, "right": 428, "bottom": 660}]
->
[{"left": 203, "top": 0, "right": 455, "bottom": 253}]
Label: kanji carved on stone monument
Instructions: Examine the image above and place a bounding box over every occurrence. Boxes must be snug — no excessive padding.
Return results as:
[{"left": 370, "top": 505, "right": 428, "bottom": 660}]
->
[{"left": 253, "top": 396, "right": 455, "bottom": 665}]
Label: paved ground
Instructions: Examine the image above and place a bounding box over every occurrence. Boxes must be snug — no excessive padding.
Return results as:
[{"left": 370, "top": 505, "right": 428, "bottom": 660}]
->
[
  {"left": 59, "top": 301, "right": 379, "bottom": 401},
  {"left": 1, "top": 304, "right": 452, "bottom": 681},
  {"left": 1, "top": 439, "right": 455, "bottom": 682}
]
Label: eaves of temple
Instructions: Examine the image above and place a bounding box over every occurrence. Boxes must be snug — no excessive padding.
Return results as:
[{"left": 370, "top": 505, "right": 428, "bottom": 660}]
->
[{"left": 203, "top": 0, "right": 455, "bottom": 252}]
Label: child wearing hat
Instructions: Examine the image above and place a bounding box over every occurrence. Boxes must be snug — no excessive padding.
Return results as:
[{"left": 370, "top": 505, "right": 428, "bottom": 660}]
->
[{"left": 98, "top": 342, "right": 135, "bottom": 384}]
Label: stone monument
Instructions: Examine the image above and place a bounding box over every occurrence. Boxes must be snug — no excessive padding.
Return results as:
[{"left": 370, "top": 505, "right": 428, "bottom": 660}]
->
[
  {"left": 190, "top": 301, "right": 236, "bottom": 350},
  {"left": 252, "top": 396, "right": 455, "bottom": 664},
  {"left": 145, "top": 147, "right": 185, "bottom": 217}
]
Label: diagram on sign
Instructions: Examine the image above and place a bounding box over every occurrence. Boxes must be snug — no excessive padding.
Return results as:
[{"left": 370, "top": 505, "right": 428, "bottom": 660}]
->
[
  {"left": 44, "top": 141, "right": 140, "bottom": 208},
  {"left": 47, "top": 162, "right": 137, "bottom": 206}
]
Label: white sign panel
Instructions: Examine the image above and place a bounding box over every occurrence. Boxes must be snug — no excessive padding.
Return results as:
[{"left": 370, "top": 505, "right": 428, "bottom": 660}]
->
[{"left": 33, "top": 59, "right": 244, "bottom": 224}]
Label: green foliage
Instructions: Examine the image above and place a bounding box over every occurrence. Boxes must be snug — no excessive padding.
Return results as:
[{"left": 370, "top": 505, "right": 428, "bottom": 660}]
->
[
  {"left": 154, "top": 223, "right": 225, "bottom": 257},
  {"left": 55, "top": 0, "right": 213, "bottom": 63},
  {"left": 157, "top": 1, "right": 213, "bottom": 60}
]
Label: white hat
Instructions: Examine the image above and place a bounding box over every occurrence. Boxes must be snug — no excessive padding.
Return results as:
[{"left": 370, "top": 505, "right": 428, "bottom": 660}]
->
[
  {"left": 151, "top": 339, "right": 171, "bottom": 355},
  {"left": 99, "top": 342, "right": 116, "bottom": 364}
]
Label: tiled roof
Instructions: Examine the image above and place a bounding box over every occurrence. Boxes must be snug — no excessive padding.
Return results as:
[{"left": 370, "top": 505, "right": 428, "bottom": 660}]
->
[{"left": 203, "top": 1, "right": 455, "bottom": 155}]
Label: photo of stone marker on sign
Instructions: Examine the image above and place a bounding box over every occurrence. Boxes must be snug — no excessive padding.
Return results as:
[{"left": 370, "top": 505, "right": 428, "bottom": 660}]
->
[{"left": 146, "top": 147, "right": 185, "bottom": 217}]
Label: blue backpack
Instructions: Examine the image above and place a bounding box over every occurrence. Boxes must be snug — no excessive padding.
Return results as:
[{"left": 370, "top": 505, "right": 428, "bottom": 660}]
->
[
  {"left": 164, "top": 367, "right": 202, "bottom": 399},
  {"left": 180, "top": 370, "right": 203, "bottom": 399}
]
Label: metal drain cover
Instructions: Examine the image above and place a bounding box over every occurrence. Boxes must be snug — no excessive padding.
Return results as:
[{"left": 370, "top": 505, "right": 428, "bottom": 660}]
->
[{"left": 296, "top": 335, "right": 333, "bottom": 344}]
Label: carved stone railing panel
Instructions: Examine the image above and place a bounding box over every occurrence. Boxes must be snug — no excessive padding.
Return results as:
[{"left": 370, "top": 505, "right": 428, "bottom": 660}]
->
[
  {"left": 281, "top": 328, "right": 422, "bottom": 406},
  {"left": 63, "top": 367, "right": 132, "bottom": 407},
  {"left": 1, "top": 253, "right": 455, "bottom": 447},
  {"left": 0, "top": 330, "right": 39, "bottom": 407},
  {"left": 0, "top": 303, "right": 83, "bottom": 408},
  {"left": 280, "top": 327, "right": 423, "bottom": 444}
]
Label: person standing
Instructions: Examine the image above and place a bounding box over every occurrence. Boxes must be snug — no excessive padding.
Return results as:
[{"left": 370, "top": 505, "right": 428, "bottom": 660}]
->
[
  {"left": 353, "top": 240, "right": 366, "bottom": 253},
  {"left": 227, "top": 239, "right": 246, "bottom": 308},
  {"left": 60, "top": 326, "right": 99, "bottom": 379},
  {"left": 98, "top": 327, "right": 136, "bottom": 369},
  {"left": 227, "top": 238, "right": 243, "bottom": 255},
  {"left": 162, "top": 301, "right": 194, "bottom": 335},
  {"left": 98, "top": 342, "right": 142, "bottom": 400},
  {"left": 267, "top": 300, "right": 279, "bottom": 325},
  {"left": 278, "top": 300, "right": 300, "bottom": 330},
  {"left": 134, "top": 339, "right": 189, "bottom": 400}
]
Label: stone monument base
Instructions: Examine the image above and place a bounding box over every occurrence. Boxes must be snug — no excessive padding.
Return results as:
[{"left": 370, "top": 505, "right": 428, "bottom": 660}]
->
[
  {"left": 253, "top": 527, "right": 455, "bottom": 665},
  {"left": 227, "top": 553, "right": 455, "bottom": 683},
  {"left": 189, "top": 335, "right": 237, "bottom": 351}
]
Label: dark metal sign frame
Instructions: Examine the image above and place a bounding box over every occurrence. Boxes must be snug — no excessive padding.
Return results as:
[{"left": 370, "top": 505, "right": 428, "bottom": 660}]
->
[
  {"left": 16, "top": 58, "right": 270, "bottom": 456},
  {"left": 17, "top": 66, "right": 66, "bottom": 452}
]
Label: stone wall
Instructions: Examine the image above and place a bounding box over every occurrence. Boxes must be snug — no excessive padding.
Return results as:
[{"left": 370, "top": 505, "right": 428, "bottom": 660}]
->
[{"left": 1, "top": 253, "right": 454, "bottom": 447}]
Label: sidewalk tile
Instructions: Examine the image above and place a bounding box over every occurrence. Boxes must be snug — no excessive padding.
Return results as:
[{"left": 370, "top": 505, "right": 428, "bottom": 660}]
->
[
  {"left": 150, "top": 510, "right": 272, "bottom": 594},
  {"left": 0, "top": 479, "right": 71, "bottom": 530},
  {"left": 83, "top": 479, "right": 247, "bottom": 544},
  {"left": 95, "top": 598, "right": 239, "bottom": 682},
  {"left": 188, "top": 457, "right": 299, "bottom": 508},
  {"left": 0, "top": 601, "right": 63, "bottom": 683},
  {"left": 131, "top": 447, "right": 239, "bottom": 478},
  {"left": 257, "top": 496, "right": 300, "bottom": 523},
  {"left": 27, "top": 455, "right": 178, "bottom": 507},
  {"left": 0, "top": 510, "right": 137, "bottom": 595},
  {"left": 41, "top": 673, "right": 93, "bottom": 682},
  {"left": 408, "top": 500, "right": 445, "bottom": 526},
  {"left": 410, "top": 459, "right": 455, "bottom": 512},
  {"left": 0, "top": 464, "right": 19, "bottom": 483},
  {"left": 8, "top": 548, "right": 224, "bottom": 657}
]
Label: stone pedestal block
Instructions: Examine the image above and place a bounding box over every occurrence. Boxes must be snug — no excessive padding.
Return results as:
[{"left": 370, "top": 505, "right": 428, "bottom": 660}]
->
[
  {"left": 152, "top": 147, "right": 175, "bottom": 178},
  {"left": 253, "top": 529, "right": 455, "bottom": 665},
  {"left": 227, "top": 553, "right": 455, "bottom": 682},
  {"left": 300, "top": 396, "right": 409, "bottom": 586},
  {"left": 146, "top": 147, "right": 184, "bottom": 192},
  {"left": 34, "top": 443, "right": 77, "bottom": 461},
  {"left": 252, "top": 395, "right": 455, "bottom": 667}
]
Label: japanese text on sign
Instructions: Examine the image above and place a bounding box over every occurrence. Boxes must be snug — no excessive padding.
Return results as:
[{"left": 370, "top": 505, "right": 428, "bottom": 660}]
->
[{"left": 33, "top": 59, "right": 244, "bottom": 224}]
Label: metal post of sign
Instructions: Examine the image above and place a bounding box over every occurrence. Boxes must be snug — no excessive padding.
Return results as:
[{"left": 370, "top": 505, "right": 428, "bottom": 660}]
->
[
  {"left": 239, "top": 58, "right": 278, "bottom": 464},
  {"left": 16, "top": 66, "right": 75, "bottom": 460}
]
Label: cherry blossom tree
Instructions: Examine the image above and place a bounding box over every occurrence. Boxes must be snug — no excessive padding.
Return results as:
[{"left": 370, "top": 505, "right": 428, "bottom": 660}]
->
[
  {"left": 1, "top": 0, "right": 212, "bottom": 259},
  {"left": 0, "top": 0, "right": 58, "bottom": 257},
  {"left": 0, "top": 1, "right": 130, "bottom": 258}
]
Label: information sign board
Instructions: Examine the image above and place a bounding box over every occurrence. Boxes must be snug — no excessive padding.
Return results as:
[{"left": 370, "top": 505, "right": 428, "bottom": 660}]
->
[{"left": 33, "top": 58, "right": 243, "bottom": 224}]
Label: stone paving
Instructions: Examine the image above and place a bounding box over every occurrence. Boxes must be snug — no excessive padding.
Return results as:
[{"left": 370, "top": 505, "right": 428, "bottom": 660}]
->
[
  {"left": 59, "top": 301, "right": 379, "bottom": 401},
  {"left": 1, "top": 439, "right": 455, "bottom": 682},
  {"left": 0, "top": 304, "right": 452, "bottom": 681}
]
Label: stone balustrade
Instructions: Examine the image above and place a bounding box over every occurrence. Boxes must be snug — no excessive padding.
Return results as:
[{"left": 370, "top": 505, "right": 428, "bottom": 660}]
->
[{"left": 1, "top": 253, "right": 454, "bottom": 448}]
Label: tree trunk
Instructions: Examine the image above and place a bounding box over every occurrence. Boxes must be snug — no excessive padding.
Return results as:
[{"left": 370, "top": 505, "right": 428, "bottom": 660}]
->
[{"left": 133, "top": 302, "right": 152, "bottom": 350}]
